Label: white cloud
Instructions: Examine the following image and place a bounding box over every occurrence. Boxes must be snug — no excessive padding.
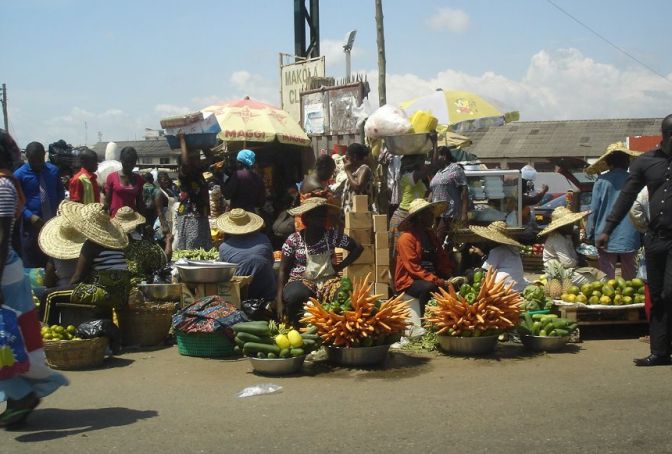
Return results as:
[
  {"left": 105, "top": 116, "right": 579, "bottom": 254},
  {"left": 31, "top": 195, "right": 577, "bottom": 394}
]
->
[
  {"left": 227, "top": 70, "right": 277, "bottom": 104},
  {"left": 321, "top": 38, "right": 365, "bottom": 73},
  {"left": 427, "top": 8, "right": 470, "bottom": 33}
]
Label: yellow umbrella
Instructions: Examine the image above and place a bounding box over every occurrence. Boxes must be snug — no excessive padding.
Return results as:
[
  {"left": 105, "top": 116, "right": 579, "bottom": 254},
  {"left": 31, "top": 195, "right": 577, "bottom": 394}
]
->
[
  {"left": 400, "top": 89, "right": 519, "bottom": 133},
  {"left": 202, "top": 96, "right": 310, "bottom": 146}
]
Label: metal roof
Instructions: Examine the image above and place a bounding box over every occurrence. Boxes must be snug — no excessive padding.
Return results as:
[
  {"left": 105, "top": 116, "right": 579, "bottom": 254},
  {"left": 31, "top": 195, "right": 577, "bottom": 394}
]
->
[{"left": 466, "top": 118, "right": 662, "bottom": 160}]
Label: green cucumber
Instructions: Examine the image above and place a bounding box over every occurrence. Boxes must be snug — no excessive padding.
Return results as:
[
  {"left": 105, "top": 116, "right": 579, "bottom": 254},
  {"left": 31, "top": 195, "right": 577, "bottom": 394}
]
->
[
  {"left": 256, "top": 352, "right": 266, "bottom": 358},
  {"left": 233, "top": 323, "right": 270, "bottom": 337},
  {"left": 236, "top": 332, "right": 274, "bottom": 344},
  {"left": 300, "top": 333, "right": 320, "bottom": 341},
  {"left": 279, "top": 348, "right": 290, "bottom": 358},
  {"left": 267, "top": 352, "right": 278, "bottom": 359},
  {"left": 289, "top": 348, "right": 305, "bottom": 357},
  {"left": 243, "top": 342, "right": 281, "bottom": 356},
  {"left": 304, "top": 325, "right": 318, "bottom": 334},
  {"left": 554, "top": 328, "right": 569, "bottom": 337},
  {"left": 234, "top": 336, "right": 245, "bottom": 347},
  {"left": 300, "top": 339, "right": 317, "bottom": 350}
]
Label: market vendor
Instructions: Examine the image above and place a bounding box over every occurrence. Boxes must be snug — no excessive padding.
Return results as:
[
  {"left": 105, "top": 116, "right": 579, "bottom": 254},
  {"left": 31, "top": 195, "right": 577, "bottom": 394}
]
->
[
  {"left": 429, "top": 146, "right": 468, "bottom": 245},
  {"left": 538, "top": 206, "right": 590, "bottom": 272},
  {"left": 277, "top": 197, "right": 363, "bottom": 324},
  {"left": 61, "top": 202, "right": 131, "bottom": 316},
  {"left": 394, "top": 199, "right": 453, "bottom": 316},
  {"left": 217, "top": 208, "right": 276, "bottom": 301},
  {"left": 113, "top": 206, "right": 166, "bottom": 284},
  {"left": 341, "top": 143, "right": 375, "bottom": 213},
  {"left": 296, "top": 154, "right": 339, "bottom": 231},
  {"left": 469, "top": 221, "right": 528, "bottom": 292}
]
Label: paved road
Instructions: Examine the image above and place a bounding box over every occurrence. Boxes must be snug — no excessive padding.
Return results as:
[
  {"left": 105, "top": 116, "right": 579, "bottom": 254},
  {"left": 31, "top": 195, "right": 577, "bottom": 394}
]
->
[{"left": 3, "top": 338, "right": 671, "bottom": 453}]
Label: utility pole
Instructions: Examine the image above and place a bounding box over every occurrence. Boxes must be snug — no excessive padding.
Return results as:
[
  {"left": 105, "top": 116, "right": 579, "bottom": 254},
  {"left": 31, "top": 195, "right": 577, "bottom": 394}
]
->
[
  {"left": 375, "top": 0, "right": 386, "bottom": 106},
  {"left": 1, "top": 84, "right": 8, "bottom": 131}
]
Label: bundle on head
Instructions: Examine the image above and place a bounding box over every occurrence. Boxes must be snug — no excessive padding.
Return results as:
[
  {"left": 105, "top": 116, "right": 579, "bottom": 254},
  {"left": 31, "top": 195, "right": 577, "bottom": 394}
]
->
[
  {"left": 425, "top": 267, "right": 522, "bottom": 337},
  {"left": 301, "top": 274, "right": 410, "bottom": 347}
]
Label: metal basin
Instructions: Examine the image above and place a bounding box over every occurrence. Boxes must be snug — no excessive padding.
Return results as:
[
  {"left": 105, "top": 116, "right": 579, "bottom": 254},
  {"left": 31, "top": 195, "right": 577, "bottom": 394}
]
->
[
  {"left": 521, "top": 335, "right": 569, "bottom": 352},
  {"left": 136, "top": 284, "right": 183, "bottom": 301},
  {"left": 248, "top": 355, "right": 306, "bottom": 375},
  {"left": 437, "top": 335, "right": 498, "bottom": 356},
  {"left": 176, "top": 262, "right": 237, "bottom": 283},
  {"left": 384, "top": 133, "right": 431, "bottom": 156},
  {"left": 326, "top": 344, "right": 390, "bottom": 367}
]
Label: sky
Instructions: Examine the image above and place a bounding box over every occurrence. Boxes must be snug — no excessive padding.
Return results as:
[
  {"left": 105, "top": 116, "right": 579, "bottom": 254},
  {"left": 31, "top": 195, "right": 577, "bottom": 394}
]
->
[{"left": 2, "top": 0, "right": 671, "bottom": 147}]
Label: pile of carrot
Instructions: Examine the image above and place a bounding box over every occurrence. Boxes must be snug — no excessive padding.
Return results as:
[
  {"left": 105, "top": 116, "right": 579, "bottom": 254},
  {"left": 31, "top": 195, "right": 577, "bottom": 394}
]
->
[
  {"left": 301, "top": 274, "right": 410, "bottom": 347},
  {"left": 425, "top": 267, "right": 521, "bottom": 336}
]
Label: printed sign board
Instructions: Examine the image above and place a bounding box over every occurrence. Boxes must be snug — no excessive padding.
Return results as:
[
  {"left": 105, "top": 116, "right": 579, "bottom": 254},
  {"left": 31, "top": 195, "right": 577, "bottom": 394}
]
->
[{"left": 281, "top": 56, "right": 325, "bottom": 123}]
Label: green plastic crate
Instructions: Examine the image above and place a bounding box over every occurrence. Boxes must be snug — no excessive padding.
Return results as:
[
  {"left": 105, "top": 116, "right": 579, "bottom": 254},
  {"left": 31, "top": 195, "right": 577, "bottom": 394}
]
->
[{"left": 175, "top": 331, "right": 236, "bottom": 357}]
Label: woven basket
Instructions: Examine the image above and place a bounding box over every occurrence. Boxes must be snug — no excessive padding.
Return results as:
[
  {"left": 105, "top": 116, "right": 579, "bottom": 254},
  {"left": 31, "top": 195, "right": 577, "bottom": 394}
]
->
[
  {"left": 175, "top": 331, "right": 236, "bottom": 357},
  {"left": 118, "top": 307, "right": 175, "bottom": 347},
  {"left": 43, "top": 337, "right": 108, "bottom": 370}
]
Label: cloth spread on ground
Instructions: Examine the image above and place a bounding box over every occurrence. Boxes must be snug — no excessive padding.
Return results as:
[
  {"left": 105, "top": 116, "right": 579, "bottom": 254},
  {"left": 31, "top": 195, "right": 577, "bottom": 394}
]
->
[{"left": 171, "top": 296, "right": 247, "bottom": 338}]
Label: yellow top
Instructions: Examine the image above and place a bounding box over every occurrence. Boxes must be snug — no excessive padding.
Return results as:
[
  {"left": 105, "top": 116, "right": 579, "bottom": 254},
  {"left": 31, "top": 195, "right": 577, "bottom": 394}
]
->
[{"left": 399, "top": 173, "right": 426, "bottom": 211}]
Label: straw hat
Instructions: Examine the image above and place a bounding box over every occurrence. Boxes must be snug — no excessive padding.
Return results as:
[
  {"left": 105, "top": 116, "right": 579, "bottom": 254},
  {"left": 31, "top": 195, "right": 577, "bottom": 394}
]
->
[
  {"left": 60, "top": 202, "right": 129, "bottom": 250},
  {"left": 38, "top": 216, "right": 87, "bottom": 260},
  {"left": 287, "top": 197, "right": 340, "bottom": 217},
  {"left": 538, "top": 206, "right": 590, "bottom": 236},
  {"left": 216, "top": 208, "right": 264, "bottom": 235},
  {"left": 399, "top": 198, "right": 449, "bottom": 230},
  {"left": 585, "top": 141, "right": 642, "bottom": 175},
  {"left": 112, "top": 206, "right": 146, "bottom": 233},
  {"left": 469, "top": 221, "right": 523, "bottom": 248}
]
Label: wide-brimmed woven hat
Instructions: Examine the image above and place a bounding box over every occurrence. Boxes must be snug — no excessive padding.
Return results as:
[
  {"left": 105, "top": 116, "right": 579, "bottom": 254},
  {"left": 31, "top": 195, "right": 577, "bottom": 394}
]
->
[
  {"left": 38, "top": 216, "right": 87, "bottom": 259},
  {"left": 112, "top": 206, "right": 146, "bottom": 233},
  {"left": 538, "top": 206, "right": 590, "bottom": 236},
  {"left": 287, "top": 197, "right": 340, "bottom": 217},
  {"left": 585, "top": 142, "right": 642, "bottom": 175},
  {"left": 216, "top": 208, "right": 264, "bottom": 235},
  {"left": 60, "top": 202, "right": 129, "bottom": 250},
  {"left": 399, "top": 198, "right": 449, "bottom": 230},
  {"left": 469, "top": 221, "right": 523, "bottom": 248}
]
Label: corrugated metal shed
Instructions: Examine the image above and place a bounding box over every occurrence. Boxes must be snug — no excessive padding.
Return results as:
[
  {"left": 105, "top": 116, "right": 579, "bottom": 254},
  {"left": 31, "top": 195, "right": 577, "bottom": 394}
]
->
[{"left": 467, "top": 118, "right": 662, "bottom": 160}]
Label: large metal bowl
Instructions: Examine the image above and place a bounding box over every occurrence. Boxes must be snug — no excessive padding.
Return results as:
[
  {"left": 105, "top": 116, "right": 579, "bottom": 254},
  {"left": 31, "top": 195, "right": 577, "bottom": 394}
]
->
[
  {"left": 521, "top": 335, "right": 569, "bottom": 352},
  {"left": 176, "top": 262, "right": 237, "bottom": 283},
  {"left": 136, "top": 283, "right": 183, "bottom": 301},
  {"left": 326, "top": 344, "right": 390, "bottom": 367},
  {"left": 384, "top": 133, "right": 431, "bottom": 156},
  {"left": 248, "top": 355, "right": 306, "bottom": 375},
  {"left": 437, "top": 335, "right": 498, "bottom": 356}
]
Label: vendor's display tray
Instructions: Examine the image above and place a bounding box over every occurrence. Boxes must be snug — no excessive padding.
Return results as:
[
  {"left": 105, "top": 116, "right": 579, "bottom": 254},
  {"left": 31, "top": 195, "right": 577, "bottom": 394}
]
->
[
  {"left": 553, "top": 300, "right": 644, "bottom": 310},
  {"left": 326, "top": 344, "right": 390, "bottom": 367},
  {"left": 44, "top": 337, "right": 108, "bottom": 370},
  {"left": 249, "top": 355, "right": 306, "bottom": 375},
  {"left": 438, "top": 335, "right": 498, "bottom": 356},
  {"left": 176, "top": 331, "right": 236, "bottom": 357},
  {"left": 521, "top": 335, "right": 569, "bottom": 352}
]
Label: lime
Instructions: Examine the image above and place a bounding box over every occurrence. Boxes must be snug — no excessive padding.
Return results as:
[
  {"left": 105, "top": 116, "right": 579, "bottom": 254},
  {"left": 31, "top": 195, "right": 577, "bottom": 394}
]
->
[
  {"left": 630, "top": 278, "right": 644, "bottom": 288},
  {"left": 607, "top": 279, "right": 617, "bottom": 288},
  {"left": 613, "top": 295, "right": 623, "bottom": 305},
  {"left": 637, "top": 286, "right": 645, "bottom": 295},
  {"left": 622, "top": 296, "right": 633, "bottom": 305},
  {"left": 588, "top": 296, "right": 600, "bottom": 305},
  {"left": 601, "top": 285, "right": 615, "bottom": 297},
  {"left": 599, "top": 295, "right": 612, "bottom": 305},
  {"left": 591, "top": 281, "right": 603, "bottom": 291},
  {"left": 575, "top": 294, "right": 588, "bottom": 304},
  {"left": 567, "top": 286, "right": 580, "bottom": 295},
  {"left": 591, "top": 290, "right": 602, "bottom": 299}
]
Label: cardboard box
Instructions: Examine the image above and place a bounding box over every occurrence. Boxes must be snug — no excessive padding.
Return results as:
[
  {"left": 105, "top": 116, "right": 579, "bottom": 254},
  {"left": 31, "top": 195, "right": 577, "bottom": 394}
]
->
[
  {"left": 344, "top": 228, "right": 372, "bottom": 246},
  {"left": 350, "top": 244, "right": 374, "bottom": 264},
  {"left": 352, "top": 195, "right": 369, "bottom": 213},
  {"left": 375, "top": 248, "right": 390, "bottom": 266},
  {"left": 376, "top": 265, "right": 390, "bottom": 284},
  {"left": 374, "top": 231, "right": 388, "bottom": 249},
  {"left": 343, "top": 264, "right": 375, "bottom": 281},
  {"left": 189, "top": 276, "right": 252, "bottom": 308},
  {"left": 373, "top": 283, "right": 390, "bottom": 298},
  {"left": 372, "top": 215, "right": 388, "bottom": 232},
  {"left": 345, "top": 212, "right": 372, "bottom": 230}
]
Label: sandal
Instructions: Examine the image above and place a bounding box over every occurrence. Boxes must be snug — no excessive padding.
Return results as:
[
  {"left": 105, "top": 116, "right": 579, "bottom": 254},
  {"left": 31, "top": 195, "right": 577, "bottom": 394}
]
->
[{"left": 0, "top": 393, "right": 40, "bottom": 428}]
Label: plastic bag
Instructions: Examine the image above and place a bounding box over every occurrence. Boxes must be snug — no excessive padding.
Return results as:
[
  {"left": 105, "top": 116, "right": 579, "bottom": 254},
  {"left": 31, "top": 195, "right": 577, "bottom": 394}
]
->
[
  {"left": 353, "top": 98, "right": 374, "bottom": 129},
  {"left": 76, "top": 319, "right": 121, "bottom": 354},
  {"left": 241, "top": 299, "right": 272, "bottom": 321},
  {"left": 0, "top": 307, "right": 30, "bottom": 379},
  {"left": 97, "top": 160, "right": 122, "bottom": 185},
  {"left": 236, "top": 384, "right": 282, "bottom": 398},
  {"left": 364, "top": 105, "right": 412, "bottom": 139}
]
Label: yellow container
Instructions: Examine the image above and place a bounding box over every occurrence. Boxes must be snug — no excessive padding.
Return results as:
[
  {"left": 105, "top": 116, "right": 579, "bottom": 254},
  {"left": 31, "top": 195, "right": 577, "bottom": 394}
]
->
[{"left": 410, "top": 111, "right": 438, "bottom": 133}]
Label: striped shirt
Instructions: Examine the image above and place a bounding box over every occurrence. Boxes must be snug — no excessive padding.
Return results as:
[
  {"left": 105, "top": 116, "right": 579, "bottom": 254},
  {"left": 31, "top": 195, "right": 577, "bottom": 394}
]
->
[
  {"left": 93, "top": 250, "right": 128, "bottom": 271},
  {"left": 0, "top": 177, "right": 18, "bottom": 235}
]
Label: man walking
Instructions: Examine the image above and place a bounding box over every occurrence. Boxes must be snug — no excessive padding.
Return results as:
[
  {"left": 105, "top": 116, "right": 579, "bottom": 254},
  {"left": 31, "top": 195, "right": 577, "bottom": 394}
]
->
[
  {"left": 14, "top": 141, "right": 65, "bottom": 267},
  {"left": 597, "top": 115, "right": 672, "bottom": 366},
  {"left": 68, "top": 148, "right": 100, "bottom": 204}
]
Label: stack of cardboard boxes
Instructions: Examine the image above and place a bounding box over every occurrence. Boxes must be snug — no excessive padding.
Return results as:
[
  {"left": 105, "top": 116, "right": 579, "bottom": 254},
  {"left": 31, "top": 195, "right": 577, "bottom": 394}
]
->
[{"left": 343, "top": 195, "right": 391, "bottom": 298}]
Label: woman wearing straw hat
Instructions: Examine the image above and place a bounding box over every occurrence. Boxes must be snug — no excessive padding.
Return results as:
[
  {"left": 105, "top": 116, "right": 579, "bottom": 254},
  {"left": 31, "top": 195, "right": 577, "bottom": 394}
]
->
[
  {"left": 114, "top": 206, "right": 166, "bottom": 283},
  {"left": 217, "top": 208, "right": 276, "bottom": 301},
  {"left": 277, "top": 198, "right": 363, "bottom": 324},
  {"left": 469, "top": 221, "right": 528, "bottom": 292},
  {"left": 586, "top": 142, "right": 642, "bottom": 280},
  {"left": 394, "top": 199, "right": 453, "bottom": 315},
  {"left": 60, "top": 202, "right": 131, "bottom": 314}
]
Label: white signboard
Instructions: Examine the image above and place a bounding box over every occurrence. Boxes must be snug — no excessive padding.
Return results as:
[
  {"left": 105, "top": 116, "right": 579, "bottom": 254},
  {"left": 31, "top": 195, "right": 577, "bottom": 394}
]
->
[{"left": 281, "top": 56, "right": 325, "bottom": 123}]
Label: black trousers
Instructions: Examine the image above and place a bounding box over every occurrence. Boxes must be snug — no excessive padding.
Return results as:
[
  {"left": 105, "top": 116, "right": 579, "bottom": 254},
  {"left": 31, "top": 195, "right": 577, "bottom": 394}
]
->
[
  {"left": 282, "top": 281, "right": 316, "bottom": 324},
  {"left": 404, "top": 280, "right": 439, "bottom": 316},
  {"left": 644, "top": 233, "right": 672, "bottom": 356}
]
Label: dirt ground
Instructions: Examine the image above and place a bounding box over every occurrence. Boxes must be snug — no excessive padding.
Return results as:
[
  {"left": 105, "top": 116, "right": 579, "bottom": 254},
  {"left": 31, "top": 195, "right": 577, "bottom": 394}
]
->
[{"left": 3, "top": 329, "right": 671, "bottom": 454}]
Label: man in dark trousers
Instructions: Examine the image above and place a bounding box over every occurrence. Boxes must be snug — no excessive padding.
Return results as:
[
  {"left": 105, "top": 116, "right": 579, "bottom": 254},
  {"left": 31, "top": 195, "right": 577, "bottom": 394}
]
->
[{"left": 597, "top": 114, "right": 672, "bottom": 366}]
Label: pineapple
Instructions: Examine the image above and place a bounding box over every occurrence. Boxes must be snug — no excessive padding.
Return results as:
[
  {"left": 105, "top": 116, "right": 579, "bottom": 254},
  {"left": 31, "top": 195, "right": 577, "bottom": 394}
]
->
[{"left": 544, "top": 260, "right": 565, "bottom": 299}]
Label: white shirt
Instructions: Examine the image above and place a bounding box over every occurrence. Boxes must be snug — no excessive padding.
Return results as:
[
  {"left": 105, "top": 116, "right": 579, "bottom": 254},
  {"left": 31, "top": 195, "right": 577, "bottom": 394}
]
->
[
  {"left": 483, "top": 245, "right": 528, "bottom": 292},
  {"left": 543, "top": 232, "right": 578, "bottom": 268}
]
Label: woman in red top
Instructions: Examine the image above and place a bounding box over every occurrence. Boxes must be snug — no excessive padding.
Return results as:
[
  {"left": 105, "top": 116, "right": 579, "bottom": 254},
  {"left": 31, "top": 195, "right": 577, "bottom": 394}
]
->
[
  {"left": 104, "top": 147, "right": 144, "bottom": 218},
  {"left": 394, "top": 199, "right": 453, "bottom": 315}
]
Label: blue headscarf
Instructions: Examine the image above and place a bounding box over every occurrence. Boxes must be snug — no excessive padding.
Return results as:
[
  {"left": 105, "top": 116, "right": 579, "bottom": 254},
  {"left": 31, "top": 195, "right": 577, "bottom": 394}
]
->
[{"left": 237, "top": 149, "right": 256, "bottom": 168}]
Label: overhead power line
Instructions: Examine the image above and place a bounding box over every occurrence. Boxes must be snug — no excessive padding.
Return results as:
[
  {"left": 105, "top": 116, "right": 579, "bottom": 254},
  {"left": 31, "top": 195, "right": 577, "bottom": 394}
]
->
[{"left": 546, "top": 0, "right": 672, "bottom": 86}]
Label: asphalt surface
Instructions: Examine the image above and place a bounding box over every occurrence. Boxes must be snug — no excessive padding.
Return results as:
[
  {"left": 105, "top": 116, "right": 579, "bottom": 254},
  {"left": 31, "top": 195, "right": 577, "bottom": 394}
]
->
[{"left": 3, "top": 336, "right": 671, "bottom": 453}]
